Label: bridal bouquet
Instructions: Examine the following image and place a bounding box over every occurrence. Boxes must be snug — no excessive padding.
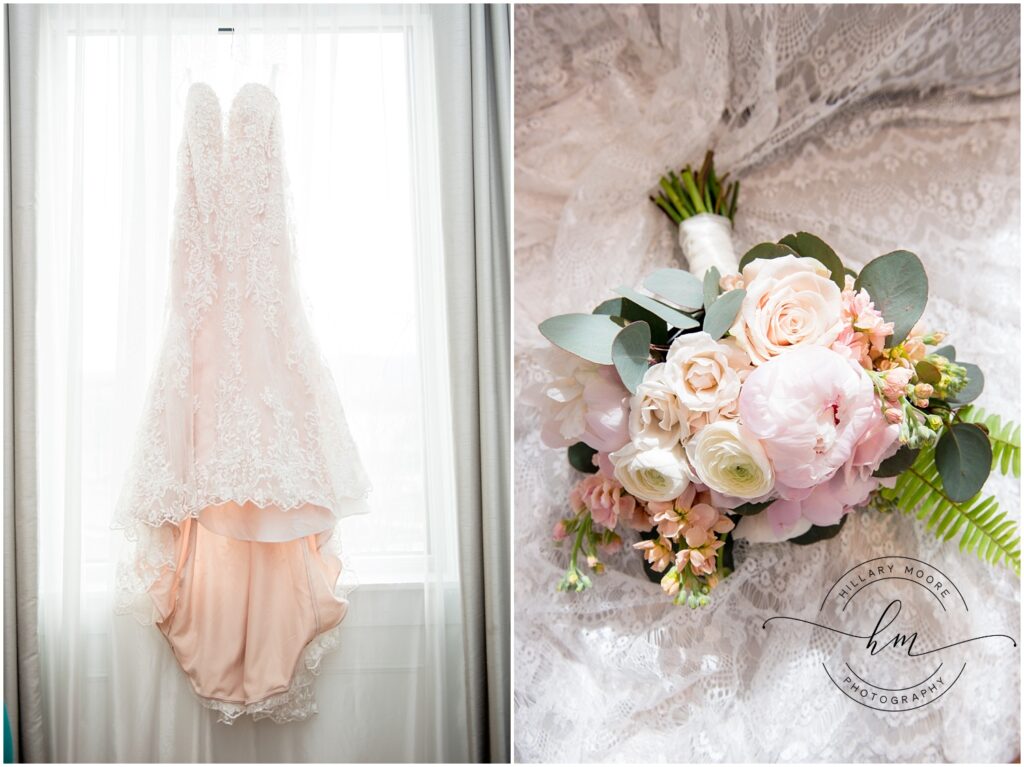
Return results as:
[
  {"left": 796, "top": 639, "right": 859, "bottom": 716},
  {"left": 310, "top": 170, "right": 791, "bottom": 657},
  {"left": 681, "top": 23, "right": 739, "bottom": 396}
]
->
[{"left": 533, "top": 152, "right": 1021, "bottom": 607}]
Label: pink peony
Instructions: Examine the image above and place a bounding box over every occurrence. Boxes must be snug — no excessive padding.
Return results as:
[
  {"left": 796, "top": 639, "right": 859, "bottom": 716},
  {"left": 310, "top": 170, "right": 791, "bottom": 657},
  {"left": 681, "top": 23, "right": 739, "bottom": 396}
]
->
[
  {"left": 533, "top": 350, "right": 631, "bottom": 453},
  {"left": 739, "top": 345, "right": 880, "bottom": 493},
  {"left": 736, "top": 395, "right": 899, "bottom": 542}
]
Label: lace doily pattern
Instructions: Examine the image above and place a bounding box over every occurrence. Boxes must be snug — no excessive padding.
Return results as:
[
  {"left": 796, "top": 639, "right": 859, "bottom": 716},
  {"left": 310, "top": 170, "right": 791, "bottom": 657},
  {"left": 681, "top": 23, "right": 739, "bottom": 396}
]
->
[{"left": 514, "top": 5, "right": 1020, "bottom": 761}]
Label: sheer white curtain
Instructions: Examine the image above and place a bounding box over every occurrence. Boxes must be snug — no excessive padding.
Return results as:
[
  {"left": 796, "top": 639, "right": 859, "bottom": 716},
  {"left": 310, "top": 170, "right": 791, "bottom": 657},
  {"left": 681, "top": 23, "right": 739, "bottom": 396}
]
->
[{"left": 32, "top": 4, "right": 466, "bottom": 761}]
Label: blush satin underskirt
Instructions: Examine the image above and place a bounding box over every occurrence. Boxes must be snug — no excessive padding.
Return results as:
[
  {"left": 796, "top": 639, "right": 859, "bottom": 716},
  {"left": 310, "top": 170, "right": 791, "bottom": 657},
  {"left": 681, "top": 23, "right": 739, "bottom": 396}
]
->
[{"left": 146, "top": 503, "right": 353, "bottom": 709}]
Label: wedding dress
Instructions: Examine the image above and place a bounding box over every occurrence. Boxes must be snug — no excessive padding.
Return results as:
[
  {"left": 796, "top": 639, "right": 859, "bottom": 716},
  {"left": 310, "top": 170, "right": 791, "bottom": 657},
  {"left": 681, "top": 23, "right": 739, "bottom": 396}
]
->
[{"left": 113, "top": 82, "right": 371, "bottom": 724}]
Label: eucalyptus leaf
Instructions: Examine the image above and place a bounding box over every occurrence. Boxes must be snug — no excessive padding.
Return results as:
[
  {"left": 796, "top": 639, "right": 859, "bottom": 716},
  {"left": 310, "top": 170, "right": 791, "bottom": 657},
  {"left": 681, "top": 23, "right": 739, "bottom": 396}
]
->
[
  {"left": 949, "top": 362, "right": 984, "bottom": 405},
  {"left": 778, "top": 232, "right": 846, "bottom": 289},
  {"left": 737, "top": 242, "right": 798, "bottom": 272},
  {"left": 613, "top": 286, "right": 700, "bottom": 330},
  {"left": 612, "top": 321, "right": 652, "bottom": 394},
  {"left": 702, "top": 289, "right": 746, "bottom": 340},
  {"left": 854, "top": 250, "right": 928, "bottom": 345},
  {"left": 873, "top": 445, "right": 920, "bottom": 477},
  {"left": 567, "top": 442, "right": 598, "bottom": 474},
  {"left": 934, "top": 345, "right": 956, "bottom": 362},
  {"left": 593, "top": 297, "right": 669, "bottom": 345},
  {"left": 731, "top": 499, "right": 774, "bottom": 516},
  {"left": 644, "top": 268, "right": 704, "bottom": 310},
  {"left": 935, "top": 422, "right": 992, "bottom": 502},
  {"left": 703, "top": 265, "right": 721, "bottom": 310},
  {"left": 791, "top": 515, "right": 848, "bottom": 545},
  {"left": 539, "top": 313, "right": 621, "bottom": 364},
  {"left": 915, "top": 360, "right": 941, "bottom": 385}
]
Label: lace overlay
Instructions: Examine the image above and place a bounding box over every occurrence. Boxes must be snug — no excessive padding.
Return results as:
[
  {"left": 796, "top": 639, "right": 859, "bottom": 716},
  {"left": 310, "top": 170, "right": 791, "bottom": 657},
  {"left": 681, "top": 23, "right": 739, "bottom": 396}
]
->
[
  {"left": 514, "top": 6, "right": 1020, "bottom": 761},
  {"left": 113, "top": 82, "right": 371, "bottom": 722}
]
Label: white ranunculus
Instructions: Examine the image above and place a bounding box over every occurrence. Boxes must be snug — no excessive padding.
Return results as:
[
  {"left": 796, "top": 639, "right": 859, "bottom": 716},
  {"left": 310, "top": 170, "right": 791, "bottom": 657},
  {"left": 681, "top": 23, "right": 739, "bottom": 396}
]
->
[
  {"left": 628, "top": 362, "right": 690, "bottom": 448},
  {"left": 663, "top": 332, "right": 751, "bottom": 428},
  {"left": 729, "top": 255, "right": 843, "bottom": 366},
  {"left": 610, "top": 441, "right": 694, "bottom": 503},
  {"left": 685, "top": 420, "right": 775, "bottom": 500},
  {"left": 678, "top": 213, "right": 739, "bottom": 279}
]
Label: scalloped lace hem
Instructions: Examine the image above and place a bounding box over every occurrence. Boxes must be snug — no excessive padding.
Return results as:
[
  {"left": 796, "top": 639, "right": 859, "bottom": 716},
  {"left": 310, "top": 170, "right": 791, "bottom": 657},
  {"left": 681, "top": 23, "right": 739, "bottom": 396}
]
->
[{"left": 112, "top": 489, "right": 372, "bottom": 534}]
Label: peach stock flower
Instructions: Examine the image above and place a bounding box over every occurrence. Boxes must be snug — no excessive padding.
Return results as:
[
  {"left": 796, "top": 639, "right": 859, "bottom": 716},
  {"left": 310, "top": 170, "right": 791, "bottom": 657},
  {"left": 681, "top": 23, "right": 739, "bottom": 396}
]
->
[
  {"left": 676, "top": 537, "right": 725, "bottom": 576},
  {"left": 570, "top": 473, "right": 638, "bottom": 530},
  {"left": 831, "top": 277, "right": 894, "bottom": 369},
  {"left": 634, "top": 536, "right": 674, "bottom": 572},
  {"left": 647, "top": 486, "right": 733, "bottom": 541}
]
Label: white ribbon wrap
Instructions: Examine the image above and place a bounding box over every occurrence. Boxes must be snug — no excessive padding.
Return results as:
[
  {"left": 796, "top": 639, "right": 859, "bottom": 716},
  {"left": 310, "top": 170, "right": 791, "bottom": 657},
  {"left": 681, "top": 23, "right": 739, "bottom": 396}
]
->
[{"left": 678, "top": 212, "right": 739, "bottom": 279}]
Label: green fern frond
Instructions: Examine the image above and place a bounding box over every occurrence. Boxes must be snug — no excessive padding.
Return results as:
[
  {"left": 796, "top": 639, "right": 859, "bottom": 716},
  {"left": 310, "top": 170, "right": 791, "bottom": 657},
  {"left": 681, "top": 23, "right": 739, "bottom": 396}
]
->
[
  {"left": 879, "top": 443, "right": 1021, "bottom": 575},
  {"left": 957, "top": 406, "right": 1021, "bottom": 478}
]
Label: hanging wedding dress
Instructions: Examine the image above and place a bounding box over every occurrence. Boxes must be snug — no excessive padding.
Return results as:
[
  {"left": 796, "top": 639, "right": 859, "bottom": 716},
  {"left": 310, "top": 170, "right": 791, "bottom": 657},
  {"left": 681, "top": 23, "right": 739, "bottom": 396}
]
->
[{"left": 113, "top": 81, "right": 371, "bottom": 724}]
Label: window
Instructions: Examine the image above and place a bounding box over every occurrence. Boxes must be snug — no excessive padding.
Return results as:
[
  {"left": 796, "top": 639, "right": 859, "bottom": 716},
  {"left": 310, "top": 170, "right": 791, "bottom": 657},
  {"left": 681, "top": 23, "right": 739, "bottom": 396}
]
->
[{"left": 37, "top": 15, "right": 454, "bottom": 593}]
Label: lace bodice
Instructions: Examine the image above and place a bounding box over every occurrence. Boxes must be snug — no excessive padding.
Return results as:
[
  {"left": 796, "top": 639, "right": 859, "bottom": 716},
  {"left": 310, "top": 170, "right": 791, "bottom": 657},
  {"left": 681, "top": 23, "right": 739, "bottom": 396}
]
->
[{"left": 114, "top": 81, "right": 370, "bottom": 621}]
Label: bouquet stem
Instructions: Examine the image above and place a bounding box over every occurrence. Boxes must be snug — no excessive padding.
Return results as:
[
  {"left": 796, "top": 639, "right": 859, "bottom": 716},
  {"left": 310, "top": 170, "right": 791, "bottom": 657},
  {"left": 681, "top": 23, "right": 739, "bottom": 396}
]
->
[{"left": 651, "top": 150, "right": 741, "bottom": 279}]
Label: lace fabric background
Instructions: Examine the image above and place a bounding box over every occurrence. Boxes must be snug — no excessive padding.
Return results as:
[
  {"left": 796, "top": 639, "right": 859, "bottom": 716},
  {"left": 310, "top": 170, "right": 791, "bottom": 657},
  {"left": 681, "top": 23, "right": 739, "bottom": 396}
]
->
[{"left": 514, "top": 5, "right": 1021, "bottom": 762}]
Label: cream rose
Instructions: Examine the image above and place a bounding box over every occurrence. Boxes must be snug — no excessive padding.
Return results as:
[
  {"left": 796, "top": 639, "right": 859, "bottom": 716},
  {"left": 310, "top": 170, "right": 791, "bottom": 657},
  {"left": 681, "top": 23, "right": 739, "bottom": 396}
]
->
[
  {"left": 629, "top": 362, "right": 691, "bottom": 448},
  {"left": 685, "top": 421, "right": 774, "bottom": 500},
  {"left": 729, "top": 255, "right": 843, "bottom": 365},
  {"left": 610, "top": 441, "right": 694, "bottom": 503},
  {"left": 663, "top": 332, "right": 751, "bottom": 429}
]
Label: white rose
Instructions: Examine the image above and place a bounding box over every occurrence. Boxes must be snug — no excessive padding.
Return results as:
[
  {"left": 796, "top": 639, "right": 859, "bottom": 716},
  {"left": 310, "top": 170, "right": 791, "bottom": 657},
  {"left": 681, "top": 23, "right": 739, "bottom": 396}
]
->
[
  {"left": 610, "top": 441, "right": 694, "bottom": 502},
  {"left": 663, "top": 332, "right": 751, "bottom": 429},
  {"left": 685, "top": 421, "right": 775, "bottom": 500},
  {"left": 629, "top": 363, "right": 691, "bottom": 448},
  {"left": 729, "top": 255, "right": 843, "bottom": 366}
]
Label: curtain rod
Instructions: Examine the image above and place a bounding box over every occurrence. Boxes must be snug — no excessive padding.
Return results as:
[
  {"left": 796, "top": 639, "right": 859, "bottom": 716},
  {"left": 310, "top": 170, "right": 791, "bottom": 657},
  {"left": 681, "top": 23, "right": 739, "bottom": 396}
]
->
[{"left": 63, "top": 23, "right": 410, "bottom": 36}]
